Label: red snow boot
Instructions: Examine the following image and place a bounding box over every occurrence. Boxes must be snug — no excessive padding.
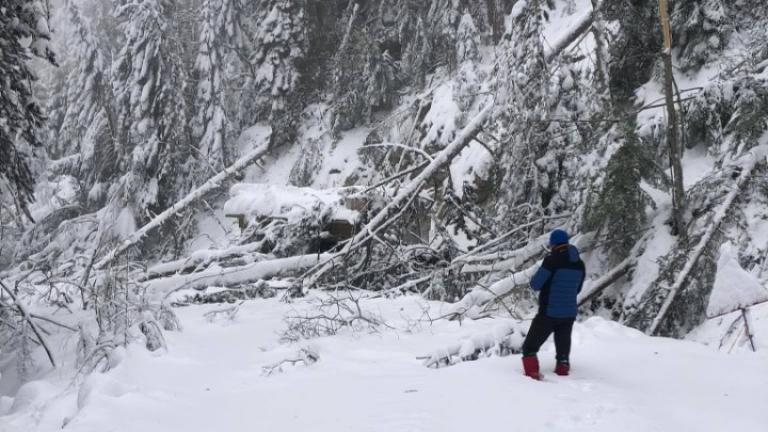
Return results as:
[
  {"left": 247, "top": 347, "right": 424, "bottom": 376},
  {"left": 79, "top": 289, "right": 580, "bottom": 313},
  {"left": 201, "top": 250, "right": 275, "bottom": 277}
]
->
[
  {"left": 522, "top": 355, "right": 542, "bottom": 380},
  {"left": 554, "top": 361, "right": 570, "bottom": 376}
]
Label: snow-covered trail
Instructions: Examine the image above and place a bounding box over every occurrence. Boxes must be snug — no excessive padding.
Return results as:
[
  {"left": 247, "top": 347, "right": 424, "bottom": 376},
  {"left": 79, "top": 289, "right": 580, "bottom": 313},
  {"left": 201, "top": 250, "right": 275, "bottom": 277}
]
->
[{"left": 3, "top": 297, "right": 767, "bottom": 432}]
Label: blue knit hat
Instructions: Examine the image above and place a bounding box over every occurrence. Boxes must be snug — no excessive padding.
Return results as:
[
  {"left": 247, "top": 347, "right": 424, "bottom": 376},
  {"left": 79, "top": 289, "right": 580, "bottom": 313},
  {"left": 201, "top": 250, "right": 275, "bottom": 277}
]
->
[{"left": 549, "top": 229, "right": 569, "bottom": 246}]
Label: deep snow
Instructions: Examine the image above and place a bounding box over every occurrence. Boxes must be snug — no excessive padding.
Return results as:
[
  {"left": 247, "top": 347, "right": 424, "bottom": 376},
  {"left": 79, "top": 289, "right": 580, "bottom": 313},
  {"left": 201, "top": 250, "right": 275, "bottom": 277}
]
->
[{"left": 2, "top": 295, "right": 767, "bottom": 432}]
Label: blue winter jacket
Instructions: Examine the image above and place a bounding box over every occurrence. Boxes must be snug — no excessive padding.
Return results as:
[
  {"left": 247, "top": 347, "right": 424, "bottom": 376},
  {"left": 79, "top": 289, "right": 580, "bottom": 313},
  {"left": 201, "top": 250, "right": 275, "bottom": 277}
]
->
[{"left": 529, "top": 244, "right": 586, "bottom": 318}]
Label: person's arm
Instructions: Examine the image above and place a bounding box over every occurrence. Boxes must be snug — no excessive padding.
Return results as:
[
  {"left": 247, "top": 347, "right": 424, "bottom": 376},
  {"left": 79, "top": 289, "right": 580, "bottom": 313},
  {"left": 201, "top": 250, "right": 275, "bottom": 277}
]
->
[
  {"left": 576, "top": 260, "right": 586, "bottom": 294},
  {"left": 530, "top": 256, "right": 555, "bottom": 292}
]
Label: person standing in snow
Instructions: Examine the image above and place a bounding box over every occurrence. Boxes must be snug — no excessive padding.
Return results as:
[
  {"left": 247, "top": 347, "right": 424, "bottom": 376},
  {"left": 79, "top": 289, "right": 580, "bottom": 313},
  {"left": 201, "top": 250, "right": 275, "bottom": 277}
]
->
[{"left": 521, "top": 229, "right": 586, "bottom": 380}]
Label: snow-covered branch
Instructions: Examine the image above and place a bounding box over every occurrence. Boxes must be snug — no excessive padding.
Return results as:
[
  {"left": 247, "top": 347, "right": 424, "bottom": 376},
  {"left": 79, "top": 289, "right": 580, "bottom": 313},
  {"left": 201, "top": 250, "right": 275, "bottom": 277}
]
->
[
  {"left": 421, "top": 321, "right": 525, "bottom": 368},
  {"left": 543, "top": 1, "right": 602, "bottom": 63}
]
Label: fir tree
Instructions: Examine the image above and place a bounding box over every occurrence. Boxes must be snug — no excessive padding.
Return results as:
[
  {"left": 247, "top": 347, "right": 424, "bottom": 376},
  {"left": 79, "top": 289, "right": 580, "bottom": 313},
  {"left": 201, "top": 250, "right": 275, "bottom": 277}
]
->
[
  {"left": 493, "top": 0, "right": 551, "bottom": 230},
  {"left": 671, "top": 0, "right": 728, "bottom": 71},
  {"left": 454, "top": 12, "right": 483, "bottom": 112},
  {"left": 112, "top": 0, "right": 192, "bottom": 215},
  {"left": 53, "top": 0, "right": 115, "bottom": 205},
  {"left": 246, "top": 0, "right": 307, "bottom": 149},
  {"left": 193, "top": 0, "right": 244, "bottom": 173},
  {"left": 0, "top": 0, "right": 57, "bottom": 219},
  {"left": 585, "top": 131, "right": 655, "bottom": 264}
]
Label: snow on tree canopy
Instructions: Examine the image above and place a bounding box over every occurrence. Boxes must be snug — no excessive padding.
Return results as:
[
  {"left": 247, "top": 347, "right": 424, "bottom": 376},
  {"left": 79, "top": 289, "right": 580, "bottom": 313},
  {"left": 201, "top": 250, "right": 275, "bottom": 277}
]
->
[
  {"left": 224, "top": 184, "right": 362, "bottom": 225},
  {"left": 706, "top": 242, "right": 768, "bottom": 317}
]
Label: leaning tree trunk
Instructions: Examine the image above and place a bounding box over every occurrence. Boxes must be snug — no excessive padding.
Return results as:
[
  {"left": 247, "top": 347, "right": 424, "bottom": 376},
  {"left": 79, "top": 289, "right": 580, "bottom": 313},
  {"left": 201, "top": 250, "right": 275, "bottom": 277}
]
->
[
  {"left": 626, "top": 147, "right": 767, "bottom": 336},
  {"left": 658, "top": 0, "right": 687, "bottom": 239}
]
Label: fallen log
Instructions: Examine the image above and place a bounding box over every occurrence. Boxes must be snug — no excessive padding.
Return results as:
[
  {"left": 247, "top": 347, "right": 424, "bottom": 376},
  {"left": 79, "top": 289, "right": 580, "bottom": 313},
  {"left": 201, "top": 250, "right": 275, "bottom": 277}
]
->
[
  {"left": 420, "top": 321, "right": 525, "bottom": 368},
  {"left": 142, "top": 242, "right": 269, "bottom": 281},
  {"left": 147, "top": 253, "right": 332, "bottom": 302}
]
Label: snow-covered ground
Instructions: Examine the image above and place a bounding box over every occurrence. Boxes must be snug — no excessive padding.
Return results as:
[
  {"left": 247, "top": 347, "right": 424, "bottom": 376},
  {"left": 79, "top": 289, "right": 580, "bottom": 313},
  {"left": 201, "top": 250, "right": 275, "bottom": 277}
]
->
[{"left": 2, "top": 296, "right": 767, "bottom": 432}]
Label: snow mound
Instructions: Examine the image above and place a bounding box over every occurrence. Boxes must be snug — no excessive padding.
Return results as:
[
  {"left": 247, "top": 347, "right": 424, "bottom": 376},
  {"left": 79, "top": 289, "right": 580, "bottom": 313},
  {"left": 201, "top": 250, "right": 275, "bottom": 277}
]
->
[
  {"left": 707, "top": 242, "right": 768, "bottom": 317},
  {"left": 224, "top": 183, "right": 362, "bottom": 224}
]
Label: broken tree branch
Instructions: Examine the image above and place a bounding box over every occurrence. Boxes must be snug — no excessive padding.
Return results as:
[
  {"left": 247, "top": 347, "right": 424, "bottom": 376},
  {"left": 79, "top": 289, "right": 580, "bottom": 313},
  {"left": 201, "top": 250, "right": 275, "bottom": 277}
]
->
[{"left": 0, "top": 279, "right": 57, "bottom": 368}]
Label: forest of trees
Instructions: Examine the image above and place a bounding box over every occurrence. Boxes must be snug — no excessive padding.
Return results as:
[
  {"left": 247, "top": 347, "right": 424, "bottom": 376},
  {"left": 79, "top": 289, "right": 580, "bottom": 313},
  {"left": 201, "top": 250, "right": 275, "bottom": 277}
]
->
[{"left": 1, "top": 0, "right": 767, "bottom": 381}]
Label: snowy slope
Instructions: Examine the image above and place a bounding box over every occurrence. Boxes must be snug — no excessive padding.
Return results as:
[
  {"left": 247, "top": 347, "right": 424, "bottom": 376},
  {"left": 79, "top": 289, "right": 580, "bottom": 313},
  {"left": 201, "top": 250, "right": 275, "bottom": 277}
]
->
[{"left": 2, "top": 296, "right": 767, "bottom": 432}]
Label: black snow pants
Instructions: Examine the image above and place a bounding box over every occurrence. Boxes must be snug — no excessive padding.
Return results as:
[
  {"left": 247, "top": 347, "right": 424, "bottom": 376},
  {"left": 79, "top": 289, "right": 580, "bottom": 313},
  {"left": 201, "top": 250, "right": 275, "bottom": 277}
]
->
[{"left": 522, "top": 314, "right": 575, "bottom": 363}]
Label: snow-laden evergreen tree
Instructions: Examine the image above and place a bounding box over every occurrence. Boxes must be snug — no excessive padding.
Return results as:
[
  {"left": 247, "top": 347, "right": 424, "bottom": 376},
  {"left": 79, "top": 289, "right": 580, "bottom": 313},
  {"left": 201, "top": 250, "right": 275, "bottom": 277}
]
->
[
  {"left": 49, "top": 0, "right": 115, "bottom": 208},
  {"left": 192, "top": 0, "right": 245, "bottom": 174},
  {"left": 243, "top": 0, "right": 306, "bottom": 149},
  {"left": 492, "top": 0, "right": 552, "bottom": 230},
  {"left": 584, "top": 130, "right": 656, "bottom": 264},
  {"left": 0, "top": 0, "right": 57, "bottom": 219},
  {"left": 454, "top": 12, "right": 483, "bottom": 112},
  {"left": 112, "top": 0, "right": 193, "bottom": 218},
  {"left": 671, "top": 0, "right": 728, "bottom": 71}
]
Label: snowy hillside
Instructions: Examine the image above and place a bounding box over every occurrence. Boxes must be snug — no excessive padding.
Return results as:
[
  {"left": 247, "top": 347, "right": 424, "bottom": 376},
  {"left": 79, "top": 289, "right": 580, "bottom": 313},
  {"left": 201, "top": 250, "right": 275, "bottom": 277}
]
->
[
  {"left": 2, "top": 296, "right": 767, "bottom": 432},
  {"left": 2, "top": 0, "right": 768, "bottom": 430}
]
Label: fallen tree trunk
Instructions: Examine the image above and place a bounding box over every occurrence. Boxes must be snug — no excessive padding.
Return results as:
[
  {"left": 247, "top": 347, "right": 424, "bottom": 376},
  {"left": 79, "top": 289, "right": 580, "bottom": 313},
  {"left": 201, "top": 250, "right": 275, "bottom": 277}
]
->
[
  {"left": 142, "top": 242, "right": 269, "bottom": 281},
  {"left": 577, "top": 256, "right": 634, "bottom": 306},
  {"left": 648, "top": 146, "right": 767, "bottom": 335},
  {"left": 146, "top": 253, "right": 332, "bottom": 302},
  {"left": 95, "top": 130, "right": 272, "bottom": 271},
  {"left": 302, "top": 104, "right": 493, "bottom": 289},
  {"left": 420, "top": 321, "right": 525, "bottom": 368},
  {"left": 451, "top": 214, "right": 571, "bottom": 266},
  {"left": 445, "top": 262, "right": 541, "bottom": 320},
  {"left": 544, "top": 7, "right": 596, "bottom": 63}
]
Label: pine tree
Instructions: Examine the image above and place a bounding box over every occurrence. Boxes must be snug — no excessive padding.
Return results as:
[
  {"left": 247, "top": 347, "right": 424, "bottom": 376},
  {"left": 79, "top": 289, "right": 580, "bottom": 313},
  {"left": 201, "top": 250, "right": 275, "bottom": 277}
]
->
[
  {"left": 672, "top": 0, "right": 728, "bottom": 71},
  {"left": 0, "top": 0, "right": 57, "bottom": 219}
]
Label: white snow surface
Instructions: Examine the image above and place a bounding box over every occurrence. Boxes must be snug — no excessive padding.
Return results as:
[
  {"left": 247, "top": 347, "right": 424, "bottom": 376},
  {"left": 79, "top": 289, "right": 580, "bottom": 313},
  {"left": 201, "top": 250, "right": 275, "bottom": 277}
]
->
[
  {"left": 707, "top": 242, "right": 768, "bottom": 317},
  {"left": 2, "top": 295, "right": 767, "bottom": 432}
]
